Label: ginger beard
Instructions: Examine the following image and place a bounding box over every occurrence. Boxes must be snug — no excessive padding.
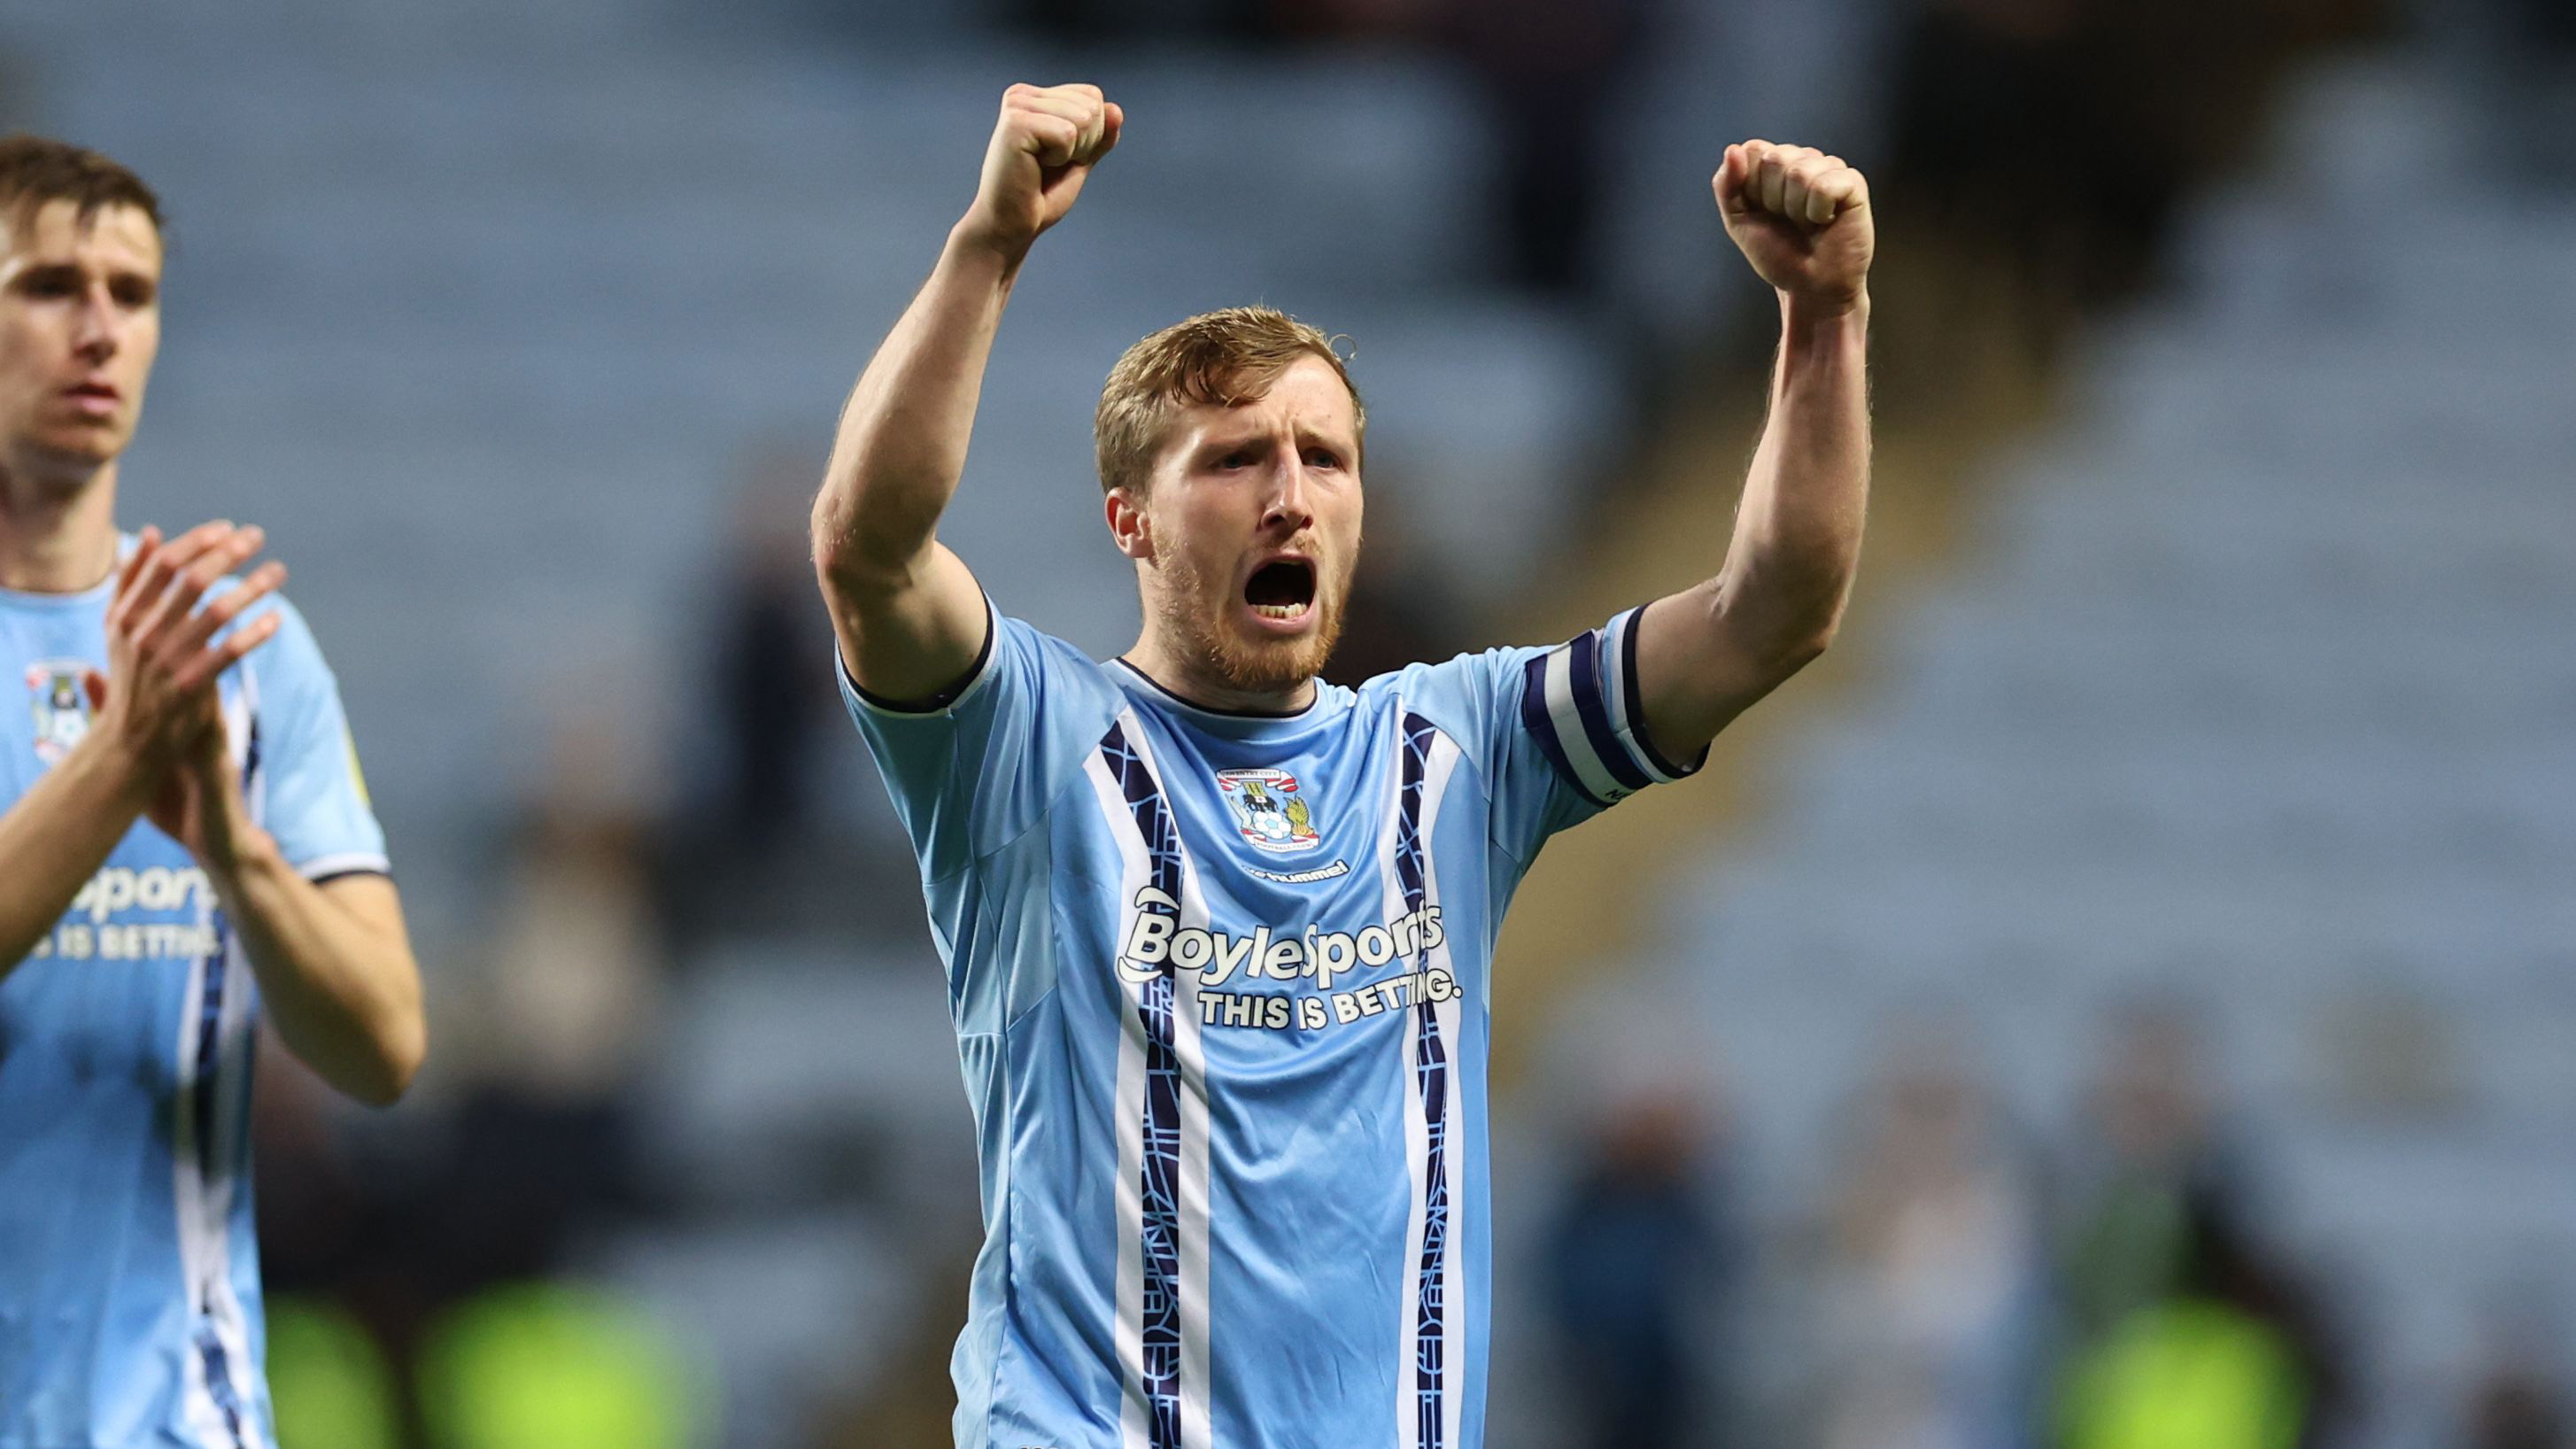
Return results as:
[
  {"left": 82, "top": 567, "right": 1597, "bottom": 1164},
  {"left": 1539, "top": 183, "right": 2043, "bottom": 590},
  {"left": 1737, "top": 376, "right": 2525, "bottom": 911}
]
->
[{"left": 1144, "top": 524, "right": 1355, "bottom": 698}]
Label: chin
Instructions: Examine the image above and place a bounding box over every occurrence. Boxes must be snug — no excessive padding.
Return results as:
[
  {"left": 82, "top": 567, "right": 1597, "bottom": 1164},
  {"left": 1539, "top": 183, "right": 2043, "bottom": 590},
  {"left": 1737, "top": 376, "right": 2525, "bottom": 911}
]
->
[
  {"left": 29, "top": 426, "right": 127, "bottom": 467},
  {"left": 1214, "top": 631, "right": 1337, "bottom": 695},
  {"left": 11, "top": 431, "right": 125, "bottom": 489},
  {"left": 1163, "top": 602, "right": 1345, "bottom": 698}
]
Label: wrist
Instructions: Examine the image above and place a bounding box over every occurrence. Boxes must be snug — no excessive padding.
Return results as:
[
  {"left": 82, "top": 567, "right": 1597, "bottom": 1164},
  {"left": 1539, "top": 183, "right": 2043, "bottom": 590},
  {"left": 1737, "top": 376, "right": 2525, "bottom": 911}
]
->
[
  {"left": 202, "top": 821, "right": 286, "bottom": 899},
  {"left": 1779, "top": 286, "right": 1870, "bottom": 329},
  {"left": 71, "top": 718, "right": 162, "bottom": 809},
  {"left": 944, "top": 218, "right": 1033, "bottom": 283}
]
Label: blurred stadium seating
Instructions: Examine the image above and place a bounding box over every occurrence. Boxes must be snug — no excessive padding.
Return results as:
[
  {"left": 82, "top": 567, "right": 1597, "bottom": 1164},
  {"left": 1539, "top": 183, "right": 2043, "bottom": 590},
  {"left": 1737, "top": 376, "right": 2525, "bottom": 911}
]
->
[{"left": 1584, "top": 50, "right": 2576, "bottom": 1449}]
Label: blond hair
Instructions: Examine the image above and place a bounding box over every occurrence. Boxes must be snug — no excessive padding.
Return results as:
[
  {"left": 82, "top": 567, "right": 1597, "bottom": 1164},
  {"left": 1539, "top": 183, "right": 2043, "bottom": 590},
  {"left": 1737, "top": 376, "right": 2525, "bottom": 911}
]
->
[{"left": 1094, "top": 306, "right": 1364, "bottom": 495}]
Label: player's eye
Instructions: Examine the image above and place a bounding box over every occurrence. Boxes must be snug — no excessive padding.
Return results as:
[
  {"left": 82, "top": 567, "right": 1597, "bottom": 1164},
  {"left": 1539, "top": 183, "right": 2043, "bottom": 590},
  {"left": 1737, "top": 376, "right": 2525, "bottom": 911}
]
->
[
  {"left": 1220, "top": 449, "right": 1256, "bottom": 469},
  {"left": 110, "top": 276, "right": 156, "bottom": 308},
  {"left": 17, "top": 269, "right": 78, "bottom": 299},
  {"left": 1303, "top": 448, "right": 1341, "bottom": 470}
]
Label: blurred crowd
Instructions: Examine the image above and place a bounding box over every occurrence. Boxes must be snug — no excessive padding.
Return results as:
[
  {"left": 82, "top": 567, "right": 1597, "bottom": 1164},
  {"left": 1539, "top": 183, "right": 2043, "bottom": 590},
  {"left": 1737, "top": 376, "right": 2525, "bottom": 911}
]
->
[{"left": 1526, "top": 1005, "right": 2380, "bottom": 1449}]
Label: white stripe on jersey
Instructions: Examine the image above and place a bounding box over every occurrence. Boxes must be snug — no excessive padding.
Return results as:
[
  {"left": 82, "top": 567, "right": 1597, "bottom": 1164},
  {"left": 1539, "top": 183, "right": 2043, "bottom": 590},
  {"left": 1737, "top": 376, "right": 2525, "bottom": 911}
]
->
[
  {"left": 173, "top": 682, "right": 269, "bottom": 1448},
  {"left": 1080, "top": 714, "right": 1213, "bottom": 1449},
  {"left": 170, "top": 923, "right": 233, "bottom": 1448}
]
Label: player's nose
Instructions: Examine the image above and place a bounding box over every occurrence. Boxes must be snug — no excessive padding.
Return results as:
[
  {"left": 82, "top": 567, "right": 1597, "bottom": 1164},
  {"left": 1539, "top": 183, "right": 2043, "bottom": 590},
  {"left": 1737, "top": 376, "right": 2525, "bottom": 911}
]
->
[
  {"left": 1262, "top": 455, "right": 1315, "bottom": 533},
  {"left": 71, "top": 285, "right": 121, "bottom": 361}
]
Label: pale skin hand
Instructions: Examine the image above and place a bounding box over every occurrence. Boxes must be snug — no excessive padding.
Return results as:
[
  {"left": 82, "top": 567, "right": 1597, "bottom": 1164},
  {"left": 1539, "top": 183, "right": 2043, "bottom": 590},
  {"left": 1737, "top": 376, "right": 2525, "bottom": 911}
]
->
[
  {"left": 1632, "top": 139, "right": 1875, "bottom": 760},
  {"left": 810, "top": 82, "right": 1122, "bottom": 707},
  {"left": 28, "top": 521, "right": 424, "bottom": 1103},
  {"left": 0, "top": 521, "right": 282, "bottom": 980}
]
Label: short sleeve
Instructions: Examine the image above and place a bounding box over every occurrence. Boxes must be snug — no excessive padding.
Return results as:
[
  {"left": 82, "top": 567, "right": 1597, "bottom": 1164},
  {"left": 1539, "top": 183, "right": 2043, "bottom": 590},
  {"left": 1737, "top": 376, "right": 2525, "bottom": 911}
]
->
[
  {"left": 244, "top": 597, "right": 390, "bottom": 881},
  {"left": 1459, "top": 604, "right": 1708, "bottom": 864},
  {"left": 837, "top": 599, "right": 1114, "bottom": 882}
]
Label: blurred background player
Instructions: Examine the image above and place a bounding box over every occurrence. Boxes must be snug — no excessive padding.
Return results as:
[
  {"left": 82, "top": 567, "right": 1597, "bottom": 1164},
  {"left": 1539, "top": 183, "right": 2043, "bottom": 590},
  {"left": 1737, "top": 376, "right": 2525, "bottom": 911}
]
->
[
  {"left": 808, "top": 83, "right": 1869, "bottom": 1445},
  {"left": 0, "top": 135, "right": 423, "bottom": 1448}
]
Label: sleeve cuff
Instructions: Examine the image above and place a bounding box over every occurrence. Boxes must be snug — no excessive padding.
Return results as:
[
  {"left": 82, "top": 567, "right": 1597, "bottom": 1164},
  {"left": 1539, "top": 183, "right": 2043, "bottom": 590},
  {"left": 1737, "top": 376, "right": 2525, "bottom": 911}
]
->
[
  {"left": 298, "top": 852, "right": 392, "bottom": 884},
  {"left": 838, "top": 596, "right": 1000, "bottom": 717}
]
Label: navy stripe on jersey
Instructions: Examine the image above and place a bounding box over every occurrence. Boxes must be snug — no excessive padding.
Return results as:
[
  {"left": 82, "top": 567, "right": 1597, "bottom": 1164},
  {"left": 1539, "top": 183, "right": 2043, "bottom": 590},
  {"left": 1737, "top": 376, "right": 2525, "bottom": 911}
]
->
[
  {"left": 189, "top": 918, "right": 230, "bottom": 1190},
  {"left": 1100, "top": 720, "right": 1187, "bottom": 1449},
  {"left": 189, "top": 716, "right": 259, "bottom": 1226},
  {"left": 1396, "top": 712, "right": 1452, "bottom": 1448},
  {"left": 194, "top": 1327, "right": 249, "bottom": 1448}
]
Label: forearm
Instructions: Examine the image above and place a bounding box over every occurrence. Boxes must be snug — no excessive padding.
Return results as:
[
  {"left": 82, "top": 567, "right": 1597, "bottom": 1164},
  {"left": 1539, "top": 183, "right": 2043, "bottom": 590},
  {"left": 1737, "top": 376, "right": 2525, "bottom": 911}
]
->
[
  {"left": 216, "top": 846, "right": 422, "bottom": 1105},
  {"left": 812, "top": 228, "right": 1024, "bottom": 589},
  {"left": 1714, "top": 291, "right": 1872, "bottom": 664},
  {"left": 0, "top": 734, "right": 155, "bottom": 980}
]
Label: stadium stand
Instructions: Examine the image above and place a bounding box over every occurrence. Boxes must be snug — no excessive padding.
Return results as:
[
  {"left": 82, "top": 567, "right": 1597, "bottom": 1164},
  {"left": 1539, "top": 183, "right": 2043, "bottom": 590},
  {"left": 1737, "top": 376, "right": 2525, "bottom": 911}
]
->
[{"left": 1601, "top": 51, "right": 2576, "bottom": 1449}]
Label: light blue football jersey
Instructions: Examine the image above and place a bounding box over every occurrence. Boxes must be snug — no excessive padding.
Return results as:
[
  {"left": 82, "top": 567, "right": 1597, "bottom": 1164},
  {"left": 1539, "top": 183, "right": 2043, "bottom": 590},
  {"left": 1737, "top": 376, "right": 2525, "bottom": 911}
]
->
[
  {"left": 0, "top": 555, "right": 387, "bottom": 1449},
  {"left": 843, "top": 600, "right": 1700, "bottom": 1449}
]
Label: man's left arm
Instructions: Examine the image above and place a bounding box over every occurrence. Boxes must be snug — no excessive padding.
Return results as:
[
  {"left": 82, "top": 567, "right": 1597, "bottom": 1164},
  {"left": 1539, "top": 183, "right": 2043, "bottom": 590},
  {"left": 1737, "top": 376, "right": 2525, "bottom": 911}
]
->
[
  {"left": 1634, "top": 140, "right": 1874, "bottom": 760},
  {"left": 206, "top": 846, "right": 422, "bottom": 1107},
  {"left": 135, "top": 592, "right": 425, "bottom": 1108}
]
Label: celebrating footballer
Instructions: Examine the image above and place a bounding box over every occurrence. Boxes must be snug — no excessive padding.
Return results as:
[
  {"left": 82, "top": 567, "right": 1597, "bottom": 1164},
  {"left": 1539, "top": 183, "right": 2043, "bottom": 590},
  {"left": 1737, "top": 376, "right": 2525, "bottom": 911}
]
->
[{"left": 811, "top": 83, "right": 1870, "bottom": 1449}]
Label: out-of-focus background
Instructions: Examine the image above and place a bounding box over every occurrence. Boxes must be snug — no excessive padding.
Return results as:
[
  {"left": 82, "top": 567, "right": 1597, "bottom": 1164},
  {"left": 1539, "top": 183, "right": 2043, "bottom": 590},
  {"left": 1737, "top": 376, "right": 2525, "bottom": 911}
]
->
[{"left": 7, "top": 0, "right": 2573, "bottom": 1442}]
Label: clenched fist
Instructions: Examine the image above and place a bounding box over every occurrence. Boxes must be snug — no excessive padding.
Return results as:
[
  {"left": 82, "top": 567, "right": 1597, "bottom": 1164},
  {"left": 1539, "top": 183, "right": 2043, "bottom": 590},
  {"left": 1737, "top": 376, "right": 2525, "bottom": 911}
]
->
[
  {"left": 959, "top": 82, "right": 1122, "bottom": 258},
  {"left": 1715, "top": 141, "right": 1873, "bottom": 314}
]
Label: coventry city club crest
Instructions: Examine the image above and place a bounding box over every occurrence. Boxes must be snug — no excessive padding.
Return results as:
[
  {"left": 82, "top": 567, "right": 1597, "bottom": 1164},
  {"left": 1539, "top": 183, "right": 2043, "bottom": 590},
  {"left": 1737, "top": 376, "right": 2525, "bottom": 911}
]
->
[
  {"left": 1217, "top": 768, "right": 1322, "bottom": 854},
  {"left": 27, "top": 660, "right": 91, "bottom": 764}
]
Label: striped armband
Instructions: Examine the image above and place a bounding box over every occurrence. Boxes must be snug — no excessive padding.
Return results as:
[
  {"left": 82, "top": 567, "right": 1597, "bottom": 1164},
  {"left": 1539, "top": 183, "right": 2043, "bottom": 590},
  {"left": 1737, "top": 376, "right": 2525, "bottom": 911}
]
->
[{"left": 1519, "top": 606, "right": 1705, "bottom": 808}]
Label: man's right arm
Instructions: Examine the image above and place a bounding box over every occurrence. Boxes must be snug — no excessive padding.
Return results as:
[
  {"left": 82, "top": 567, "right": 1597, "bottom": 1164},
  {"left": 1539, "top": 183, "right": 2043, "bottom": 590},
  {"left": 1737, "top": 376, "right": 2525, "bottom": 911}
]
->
[
  {"left": 0, "top": 715, "right": 157, "bottom": 976},
  {"left": 0, "top": 523, "right": 283, "bottom": 980},
  {"left": 811, "top": 82, "right": 1120, "bottom": 705}
]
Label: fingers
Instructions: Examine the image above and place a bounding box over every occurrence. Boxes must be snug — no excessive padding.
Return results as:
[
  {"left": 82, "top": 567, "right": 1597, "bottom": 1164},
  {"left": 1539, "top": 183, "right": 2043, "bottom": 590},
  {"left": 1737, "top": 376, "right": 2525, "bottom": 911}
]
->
[
  {"left": 1713, "top": 143, "right": 1753, "bottom": 217},
  {"left": 112, "top": 520, "right": 224, "bottom": 632},
  {"left": 1003, "top": 82, "right": 1114, "bottom": 167},
  {"left": 1021, "top": 112, "right": 1081, "bottom": 168},
  {"left": 168, "top": 559, "right": 286, "bottom": 667},
  {"left": 110, "top": 521, "right": 286, "bottom": 695},
  {"left": 1714, "top": 140, "right": 1868, "bottom": 229},
  {"left": 176, "top": 609, "right": 282, "bottom": 693},
  {"left": 109, "top": 526, "right": 159, "bottom": 624},
  {"left": 135, "top": 525, "right": 266, "bottom": 647}
]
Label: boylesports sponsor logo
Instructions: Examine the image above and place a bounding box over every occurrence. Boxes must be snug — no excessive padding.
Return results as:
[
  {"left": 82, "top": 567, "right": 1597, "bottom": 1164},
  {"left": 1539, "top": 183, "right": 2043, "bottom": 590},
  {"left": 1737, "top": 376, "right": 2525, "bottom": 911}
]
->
[
  {"left": 71, "top": 864, "right": 213, "bottom": 921},
  {"left": 21, "top": 866, "right": 220, "bottom": 964},
  {"left": 1116, "top": 885, "right": 1444, "bottom": 994}
]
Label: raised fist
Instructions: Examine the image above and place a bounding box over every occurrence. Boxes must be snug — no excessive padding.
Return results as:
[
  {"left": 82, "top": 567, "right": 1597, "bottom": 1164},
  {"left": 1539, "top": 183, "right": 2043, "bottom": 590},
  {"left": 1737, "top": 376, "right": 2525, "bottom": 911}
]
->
[
  {"left": 959, "top": 82, "right": 1122, "bottom": 257},
  {"left": 1714, "top": 141, "right": 1873, "bottom": 313}
]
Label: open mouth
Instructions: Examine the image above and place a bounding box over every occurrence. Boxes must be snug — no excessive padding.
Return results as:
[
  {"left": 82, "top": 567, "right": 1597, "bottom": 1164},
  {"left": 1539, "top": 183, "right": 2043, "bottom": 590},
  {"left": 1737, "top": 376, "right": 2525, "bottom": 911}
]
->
[{"left": 1244, "top": 558, "right": 1317, "bottom": 622}]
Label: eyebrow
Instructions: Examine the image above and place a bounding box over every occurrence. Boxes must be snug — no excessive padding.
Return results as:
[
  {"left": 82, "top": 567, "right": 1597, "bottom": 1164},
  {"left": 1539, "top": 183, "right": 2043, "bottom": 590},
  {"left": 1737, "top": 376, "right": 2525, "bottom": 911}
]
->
[{"left": 8, "top": 260, "right": 157, "bottom": 288}]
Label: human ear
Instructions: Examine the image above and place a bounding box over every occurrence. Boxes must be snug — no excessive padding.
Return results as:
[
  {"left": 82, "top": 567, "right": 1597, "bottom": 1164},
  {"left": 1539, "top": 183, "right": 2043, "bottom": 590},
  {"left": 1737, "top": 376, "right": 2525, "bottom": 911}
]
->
[{"left": 1104, "top": 487, "right": 1154, "bottom": 562}]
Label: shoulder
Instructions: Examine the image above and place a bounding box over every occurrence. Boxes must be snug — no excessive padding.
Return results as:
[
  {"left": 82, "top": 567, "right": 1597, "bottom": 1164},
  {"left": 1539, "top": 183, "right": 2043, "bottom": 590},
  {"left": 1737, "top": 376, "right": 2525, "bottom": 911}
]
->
[
  {"left": 850, "top": 608, "right": 1123, "bottom": 738},
  {"left": 1351, "top": 646, "right": 1541, "bottom": 725}
]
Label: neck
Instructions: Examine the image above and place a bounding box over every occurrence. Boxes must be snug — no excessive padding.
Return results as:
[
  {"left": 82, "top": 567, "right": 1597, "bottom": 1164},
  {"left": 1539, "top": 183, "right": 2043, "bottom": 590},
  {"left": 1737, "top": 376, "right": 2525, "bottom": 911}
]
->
[
  {"left": 0, "top": 455, "right": 120, "bottom": 593},
  {"left": 1122, "top": 628, "right": 1318, "bottom": 717}
]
